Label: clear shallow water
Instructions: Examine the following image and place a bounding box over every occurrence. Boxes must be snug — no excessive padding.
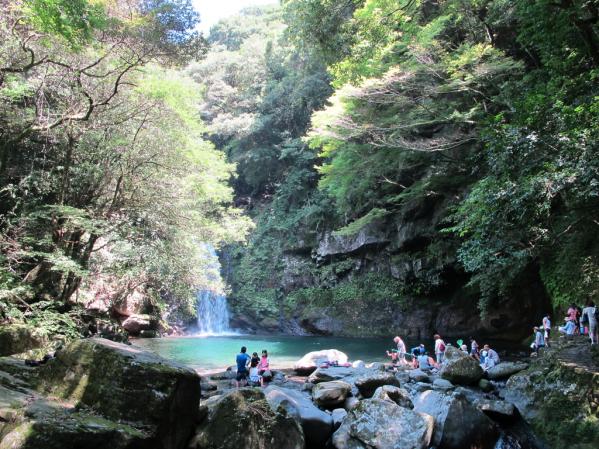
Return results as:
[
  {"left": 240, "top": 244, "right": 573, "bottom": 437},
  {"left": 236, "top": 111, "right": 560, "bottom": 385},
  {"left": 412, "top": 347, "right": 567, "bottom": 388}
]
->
[
  {"left": 132, "top": 335, "right": 402, "bottom": 371},
  {"left": 132, "top": 335, "right": 527, "bottom": 372}
]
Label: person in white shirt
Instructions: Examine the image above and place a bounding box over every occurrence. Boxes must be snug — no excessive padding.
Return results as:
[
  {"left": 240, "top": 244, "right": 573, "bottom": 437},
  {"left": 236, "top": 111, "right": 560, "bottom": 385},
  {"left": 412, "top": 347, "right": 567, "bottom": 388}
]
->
[
  {"left": 393, "top": 336, "right": 407, "bottom": 364},
  {"left": 581, "top": 301, "right": 597, "bottom": 345},
  {"left": 542, "top": 314, "right": 551, "bottom": 347},
  {"left": 434, "top": 334, "right": 446, "bottom": 364},
  {"left": 248, "top": 359, "right": 263, "bottom": 387}
]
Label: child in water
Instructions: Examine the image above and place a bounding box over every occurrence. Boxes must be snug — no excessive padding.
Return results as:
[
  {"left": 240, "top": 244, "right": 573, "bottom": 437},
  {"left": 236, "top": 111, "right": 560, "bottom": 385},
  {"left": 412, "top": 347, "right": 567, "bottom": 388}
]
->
[{"left": 386, "top": 349, "right": 399, "bottom": 365}]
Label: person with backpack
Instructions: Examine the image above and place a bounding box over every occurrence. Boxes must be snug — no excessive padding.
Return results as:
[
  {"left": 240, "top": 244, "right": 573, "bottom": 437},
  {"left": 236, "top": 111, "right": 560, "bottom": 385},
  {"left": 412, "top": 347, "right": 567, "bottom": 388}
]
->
[
  {"left": 581, "top": 301, "right": 598, "bottom": 345},
  {"left": 434, "top": 334, "right": 446, "bottom": 364}
]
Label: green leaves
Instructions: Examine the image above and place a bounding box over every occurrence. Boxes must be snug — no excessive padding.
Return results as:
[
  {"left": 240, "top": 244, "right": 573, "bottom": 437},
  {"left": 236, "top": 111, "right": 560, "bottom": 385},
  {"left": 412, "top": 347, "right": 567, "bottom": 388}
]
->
[{"left": 24, "top": 0, "right": 109, "bottom": 48}]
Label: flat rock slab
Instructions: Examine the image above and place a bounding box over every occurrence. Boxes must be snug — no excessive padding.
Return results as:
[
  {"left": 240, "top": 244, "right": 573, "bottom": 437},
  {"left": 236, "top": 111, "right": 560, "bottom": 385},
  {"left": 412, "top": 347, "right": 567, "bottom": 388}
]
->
[
  {"left": 475, "top": 398, "right": 516, "bottom": 420},
  {"left": 486, "top": 362, "right": 528, "bottom": 380}
]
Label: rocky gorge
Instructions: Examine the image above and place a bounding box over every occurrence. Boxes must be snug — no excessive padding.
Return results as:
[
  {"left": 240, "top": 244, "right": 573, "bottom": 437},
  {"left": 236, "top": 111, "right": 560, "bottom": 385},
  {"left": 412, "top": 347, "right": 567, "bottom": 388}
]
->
[{"left": 1, "top": 328, "right": 596, "bottom": 449}]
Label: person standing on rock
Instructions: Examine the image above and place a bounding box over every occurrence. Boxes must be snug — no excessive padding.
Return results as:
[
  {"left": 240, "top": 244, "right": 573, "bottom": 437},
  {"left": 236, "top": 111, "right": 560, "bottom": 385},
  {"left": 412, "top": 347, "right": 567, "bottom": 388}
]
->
[
  {"left": 235, "top": 346, "right": 251, "bottom": 387},
  {"left": 469, "top": 337, "right": 480, "bottom": 361},
  {"left": 542, "top": 313, "right": 551, "bottom": 347},
  {"left": 581, "top": 301, "right": 598, "bottom": 345},
  {"left": 393, "top": 336, "right": 407, "bottom": 364},
  {"left": 532, "top": 326, "right": 545, "bottom": 355},
  {"left": 434, "top": 334, "right": 446, "bottom": 365}
]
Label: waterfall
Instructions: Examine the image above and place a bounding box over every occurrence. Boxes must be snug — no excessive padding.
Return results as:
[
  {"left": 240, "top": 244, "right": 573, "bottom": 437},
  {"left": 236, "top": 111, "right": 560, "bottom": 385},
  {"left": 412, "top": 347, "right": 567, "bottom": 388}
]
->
[
  {"left": 196, "top": 289, "right": 231, "bottom": 335},
  {"left": 195, "top": 244, "right": 233, "bottom": 336}
]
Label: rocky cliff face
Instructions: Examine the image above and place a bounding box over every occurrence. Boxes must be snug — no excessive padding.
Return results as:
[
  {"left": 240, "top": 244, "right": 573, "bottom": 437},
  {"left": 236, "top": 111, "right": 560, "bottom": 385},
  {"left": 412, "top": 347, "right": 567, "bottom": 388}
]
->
[{"left": 225, "top": 181, "right": 551, "bottom": 340}]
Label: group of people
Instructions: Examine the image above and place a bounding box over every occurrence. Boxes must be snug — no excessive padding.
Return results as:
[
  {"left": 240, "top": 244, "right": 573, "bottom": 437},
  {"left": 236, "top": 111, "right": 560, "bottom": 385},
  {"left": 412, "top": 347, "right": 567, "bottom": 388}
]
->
[
  {"left": 533, "top": 302, "right": 598, "bottom": 354},
  {"left": 555, "top": 302, "right": 598, "bottom": 345},
  {"left": 386, "top": 335, "right": 500, "bottom": 372},
  {"left": 235, "top": 346, "right": 270, "bottom": 387}
]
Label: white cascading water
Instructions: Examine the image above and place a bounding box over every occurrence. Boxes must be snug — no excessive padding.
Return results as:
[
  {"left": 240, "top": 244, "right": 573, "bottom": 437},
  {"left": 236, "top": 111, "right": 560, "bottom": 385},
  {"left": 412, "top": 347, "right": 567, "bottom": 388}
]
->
[
  {"left": 196, "top": 289, "right": 231, "bottom": 335},
  {"left": 195, "top": 244, "right": 233, "bottom": 336}
]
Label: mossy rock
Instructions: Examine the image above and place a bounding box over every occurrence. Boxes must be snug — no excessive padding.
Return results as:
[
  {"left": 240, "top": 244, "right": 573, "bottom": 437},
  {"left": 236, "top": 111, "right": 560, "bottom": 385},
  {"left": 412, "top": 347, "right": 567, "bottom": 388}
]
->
[
  {"left": 34, "top": 338, "right": 201, "bottom": 449},
  {"left": 504, "top": 340, "right": 599, "bottom": 448},
  {"left": 0, "top": 325, "right": 45, "bottom": 357},
  {"left": 0, "top": 410, "right": 147, "bottom": 449},
  {"left": 189, "top": 388, "right": 304, "bottom": 449}
]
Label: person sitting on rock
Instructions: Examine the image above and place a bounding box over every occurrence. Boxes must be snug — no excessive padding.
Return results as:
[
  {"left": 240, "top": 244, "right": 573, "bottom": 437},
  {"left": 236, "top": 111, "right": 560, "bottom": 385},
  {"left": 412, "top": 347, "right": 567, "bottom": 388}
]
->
[
  {"left": 416, "top": 351, "right": 437, "bottom": 371},
  {"left": 410, "top": 344, "right": 426, "bottom": 368},
  {"left": 480, "top": 344, "right": 500, "bottom": 371},
  {"left": 558, "top": 318, "right": 576, "bottom": 335},
  {"left": 235, "top": 346, "right": 251, "bottom": 387},
  {"left": 258, "top": 349, "right": 270, "bottom": 375},
  {"left": 248, "top": 358, "right": 264, "bottom": 387}
]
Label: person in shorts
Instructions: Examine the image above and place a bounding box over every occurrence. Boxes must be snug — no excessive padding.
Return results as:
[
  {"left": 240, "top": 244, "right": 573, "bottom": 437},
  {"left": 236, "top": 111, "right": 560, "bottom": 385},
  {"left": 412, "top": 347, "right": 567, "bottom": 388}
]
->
[{"left": 235, "top": 346, "right": 251, "bottom": 387}]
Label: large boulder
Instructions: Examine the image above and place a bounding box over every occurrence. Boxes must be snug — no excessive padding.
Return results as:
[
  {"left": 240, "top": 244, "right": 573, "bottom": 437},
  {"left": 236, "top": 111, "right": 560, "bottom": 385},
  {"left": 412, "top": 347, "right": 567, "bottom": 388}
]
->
[
  {"left": 0, "top": 325, "right": 44, "bottom": 356},
  {"left": 264, "top": 386, "right": 333, "bottom": 448},
  {"left": 501, "top": 339, "right": 599, "bottom": 448},
  {"left": 413, "top": 390, "right": 497, "bottom": 449},
  {"left": 120, "top": 314, "right": 154, "bottom": 336},
  {"left": 486, "top": 361, "right": 528, "bottom": 380},
  {"left": 332, "top": 398, "right": 433, "bottom": 449},
  {"left": 189, "top": 388, "right": 304, "bottom": 449},
  {"left": 408, "top": 369, "right": 431, "bottom": 383},
  {"left": 371, "top": 385, "right": 413, "bottom": 409},
  {"left": 354, "top": 371, "right": 401, "bottom": 398},
  {"left": 312, "top": 381, "right": 352, "bottom": 409},
  {"left": 294, "top": 350, "right": 349, "bottom": 375},
  {"left": 0, "top": 360, "right": 150, "bottom": 449},
  {"left": 439, "top": 346, "right": 483, "bottom": 385},
  {"left": 475, "top": 398, "right": 516, "bottom": 420},
  {"left": 0, "top": 396, "right": 148, "bottom": 449},
  {"left": 35, "top": 338, "right": 200, "bottom": 449}
]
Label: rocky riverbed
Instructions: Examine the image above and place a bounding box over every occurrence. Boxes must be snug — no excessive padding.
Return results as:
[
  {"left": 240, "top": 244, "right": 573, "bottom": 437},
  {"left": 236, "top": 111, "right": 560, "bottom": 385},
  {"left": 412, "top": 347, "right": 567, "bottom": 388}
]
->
[{"left": 0, "top": 333, "right": 597, "bottom": 448}]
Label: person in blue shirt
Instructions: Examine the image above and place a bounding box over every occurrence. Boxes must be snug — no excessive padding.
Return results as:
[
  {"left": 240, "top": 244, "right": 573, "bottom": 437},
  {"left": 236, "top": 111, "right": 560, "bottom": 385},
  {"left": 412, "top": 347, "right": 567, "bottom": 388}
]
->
[{"left": 235, "top": 346, "right": 251, "bottom": 387}]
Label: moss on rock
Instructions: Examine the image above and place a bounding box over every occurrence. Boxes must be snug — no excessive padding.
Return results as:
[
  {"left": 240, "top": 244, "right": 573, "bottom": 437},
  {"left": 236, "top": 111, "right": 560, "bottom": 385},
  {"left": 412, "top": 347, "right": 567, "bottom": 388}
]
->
[
  {"left": 503, "top": 338, "right": 599, "bottom": 448},
  {"left": 0, "top": 325, "right": 45, "bottom": 357}
]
